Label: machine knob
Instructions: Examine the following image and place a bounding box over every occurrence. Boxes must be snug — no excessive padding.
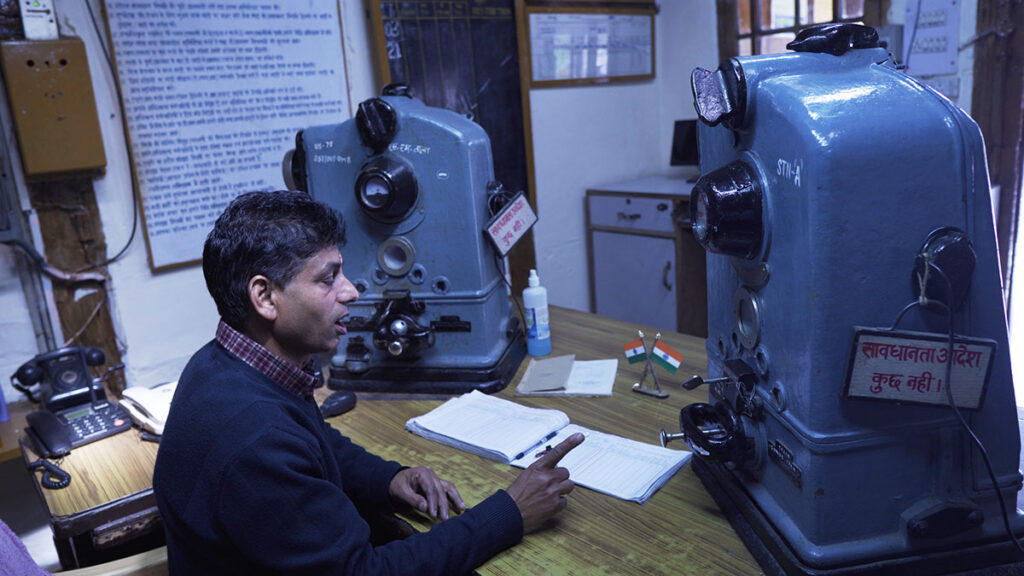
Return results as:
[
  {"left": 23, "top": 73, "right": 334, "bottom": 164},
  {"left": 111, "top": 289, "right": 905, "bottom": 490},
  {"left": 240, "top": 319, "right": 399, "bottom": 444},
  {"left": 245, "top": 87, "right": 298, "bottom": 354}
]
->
[
  {"left": 691, "top": 59, "right": 746, "bottom": 130},
  {"left": 659, "top": 429, "right": 686, "bottom": 447},
  {"left": 342, "top": 337, "right": 372, "bottom": 374},
  {"left": 912, "top": 227, "right": 976, "bottom": 312},
  {"left": 282, "top": 130, "right": 308, "bottom": 192},
  {"left": 691, "top": 161, "right": 765, "bottom": 259},
  {"left": 355, "top": 97, "right": 398, "bottom": 152},
  {"left": 381, "top": 83, "right": 412, "bottom": 97},
  {"left": 390, "top": 319, "right": 409, "bottom": 336},
  {"left": 786, "top": 23, "right": 879, "bottom": 56},
  {"left": 371, "top": 295, "right": 435, "bottom": 358},
  {"left": 373, "top": 315, "right": 434, "bottom": 358}
]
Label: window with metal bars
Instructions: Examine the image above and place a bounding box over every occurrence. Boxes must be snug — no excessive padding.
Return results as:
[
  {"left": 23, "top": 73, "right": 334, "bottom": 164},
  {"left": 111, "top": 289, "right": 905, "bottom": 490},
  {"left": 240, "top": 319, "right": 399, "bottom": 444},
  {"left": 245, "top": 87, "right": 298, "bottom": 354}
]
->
[{"left": 737, "top": 0, "right": 865, "bottom": 55}]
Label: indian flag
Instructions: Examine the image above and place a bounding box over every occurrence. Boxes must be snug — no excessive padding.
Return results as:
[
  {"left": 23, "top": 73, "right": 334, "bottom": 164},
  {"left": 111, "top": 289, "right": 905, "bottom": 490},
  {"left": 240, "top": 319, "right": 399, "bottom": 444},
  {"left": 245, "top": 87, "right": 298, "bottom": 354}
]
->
[
  {"left": 623, "top": 339, "right": 646, "bottom": 364},
  {"left": 651, "top": 340, "right": 683, "bottom": 373}
]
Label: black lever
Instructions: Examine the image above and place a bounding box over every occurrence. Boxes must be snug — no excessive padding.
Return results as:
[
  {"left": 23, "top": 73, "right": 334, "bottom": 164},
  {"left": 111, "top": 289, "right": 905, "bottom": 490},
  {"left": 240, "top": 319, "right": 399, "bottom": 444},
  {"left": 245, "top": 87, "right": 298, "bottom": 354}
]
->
[{"left": 681, "top": 375, "right": 730, "bottom": 390}]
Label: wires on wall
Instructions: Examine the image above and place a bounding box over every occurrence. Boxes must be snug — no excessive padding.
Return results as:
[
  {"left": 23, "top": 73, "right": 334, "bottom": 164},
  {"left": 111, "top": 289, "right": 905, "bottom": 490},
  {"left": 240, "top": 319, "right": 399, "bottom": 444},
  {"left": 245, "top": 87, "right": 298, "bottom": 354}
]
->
[{"left": 79, "top": 0, "right": 140, "bottom": 271}]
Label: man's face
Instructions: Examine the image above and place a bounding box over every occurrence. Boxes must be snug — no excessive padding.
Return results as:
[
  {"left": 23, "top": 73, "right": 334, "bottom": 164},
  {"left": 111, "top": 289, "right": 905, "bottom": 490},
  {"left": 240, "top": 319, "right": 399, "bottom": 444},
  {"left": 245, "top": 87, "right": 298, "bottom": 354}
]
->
[{"left": 268, "top": 245, "right": 358, "bottom": 366}]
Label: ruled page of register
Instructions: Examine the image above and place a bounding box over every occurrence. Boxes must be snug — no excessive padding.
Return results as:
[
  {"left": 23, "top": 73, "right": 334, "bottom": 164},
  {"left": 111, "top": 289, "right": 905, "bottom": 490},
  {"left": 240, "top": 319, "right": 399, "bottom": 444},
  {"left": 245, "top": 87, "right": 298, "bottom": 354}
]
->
[{"left": 509, "top": 423, "right": 691, "bottom": 504}]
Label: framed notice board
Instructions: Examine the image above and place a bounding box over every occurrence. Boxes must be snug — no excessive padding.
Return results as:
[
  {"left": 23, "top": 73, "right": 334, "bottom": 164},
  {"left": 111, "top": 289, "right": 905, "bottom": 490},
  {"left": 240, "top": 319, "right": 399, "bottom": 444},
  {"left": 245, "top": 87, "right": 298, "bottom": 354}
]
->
[
  {"left": 523, "top": 3, "right": 655, "bottom": 87},
  {"left": 103, "top": 1, "right": 351, "bottom": 270}
]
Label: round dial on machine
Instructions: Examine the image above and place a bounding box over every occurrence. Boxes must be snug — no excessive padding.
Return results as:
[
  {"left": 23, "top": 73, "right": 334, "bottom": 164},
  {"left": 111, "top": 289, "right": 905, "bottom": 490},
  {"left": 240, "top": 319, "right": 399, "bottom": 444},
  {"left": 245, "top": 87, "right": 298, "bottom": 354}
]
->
[
  {"left": 354, "top": 155, "right": 418, "bottom": 223},
  {"left": 359, "top": 175, "right": 391, "bottom": 209}
]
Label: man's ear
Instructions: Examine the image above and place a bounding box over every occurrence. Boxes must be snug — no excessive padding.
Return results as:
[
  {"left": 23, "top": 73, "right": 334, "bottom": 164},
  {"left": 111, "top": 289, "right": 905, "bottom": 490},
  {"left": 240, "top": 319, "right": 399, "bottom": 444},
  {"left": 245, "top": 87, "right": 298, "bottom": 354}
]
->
[{"left": 248, "top": 275, "right": 278, "bottom": 322}]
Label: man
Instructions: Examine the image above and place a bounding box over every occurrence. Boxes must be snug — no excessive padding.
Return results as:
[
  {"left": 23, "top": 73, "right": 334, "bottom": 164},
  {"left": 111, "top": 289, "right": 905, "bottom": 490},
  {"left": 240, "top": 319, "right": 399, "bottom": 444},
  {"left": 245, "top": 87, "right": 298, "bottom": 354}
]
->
[{"left": 153, "top": 190, "right": 582, "bottom": 575}]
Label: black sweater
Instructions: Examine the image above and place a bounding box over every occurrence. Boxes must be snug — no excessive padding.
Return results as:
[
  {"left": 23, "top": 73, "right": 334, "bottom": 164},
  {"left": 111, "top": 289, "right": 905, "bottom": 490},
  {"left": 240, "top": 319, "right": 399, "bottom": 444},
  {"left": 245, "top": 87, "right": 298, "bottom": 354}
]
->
[{"left": 153, "top": 341, "right": 523, "bottom": 575}]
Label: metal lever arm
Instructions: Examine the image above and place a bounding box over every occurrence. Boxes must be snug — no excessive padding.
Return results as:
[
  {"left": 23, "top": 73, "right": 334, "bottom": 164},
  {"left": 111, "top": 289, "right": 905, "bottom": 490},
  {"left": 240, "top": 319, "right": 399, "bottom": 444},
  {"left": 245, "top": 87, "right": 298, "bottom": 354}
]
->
[
  {"left": 681, "top": 375, "right": 730, "bottom": 390},
  {"left": 660, "top": 429, "right": 686, "bottom": 448}
]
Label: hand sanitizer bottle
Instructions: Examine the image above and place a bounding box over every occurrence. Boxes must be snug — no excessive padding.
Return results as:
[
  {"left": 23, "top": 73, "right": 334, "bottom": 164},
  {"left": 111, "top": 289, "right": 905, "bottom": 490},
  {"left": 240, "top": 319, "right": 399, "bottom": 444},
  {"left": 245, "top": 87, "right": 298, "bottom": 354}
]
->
[{"left": 523, "top": 269, "right": 552, "bottom": 356}]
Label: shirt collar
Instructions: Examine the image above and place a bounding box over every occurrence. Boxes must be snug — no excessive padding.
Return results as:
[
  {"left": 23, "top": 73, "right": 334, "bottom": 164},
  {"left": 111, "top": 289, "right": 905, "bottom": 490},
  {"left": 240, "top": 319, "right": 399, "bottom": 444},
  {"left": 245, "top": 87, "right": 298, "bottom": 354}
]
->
[{"left": 215, "top": 320, "right": 321, "bottom": 401}]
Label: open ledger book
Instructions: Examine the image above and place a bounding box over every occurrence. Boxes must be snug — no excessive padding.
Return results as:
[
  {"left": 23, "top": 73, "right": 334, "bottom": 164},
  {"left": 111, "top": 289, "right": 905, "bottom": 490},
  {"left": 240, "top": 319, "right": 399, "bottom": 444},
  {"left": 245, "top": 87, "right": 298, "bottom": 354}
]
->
[{"left": 405, "top": 391, "right": 691, "bottom": 504}]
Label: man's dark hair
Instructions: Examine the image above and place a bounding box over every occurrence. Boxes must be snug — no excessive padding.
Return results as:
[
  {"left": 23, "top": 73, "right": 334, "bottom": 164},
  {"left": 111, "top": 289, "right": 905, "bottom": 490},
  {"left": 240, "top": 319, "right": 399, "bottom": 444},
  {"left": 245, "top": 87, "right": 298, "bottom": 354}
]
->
[{"left": 203, "top": 190, "right": 346, "bottom": 331}]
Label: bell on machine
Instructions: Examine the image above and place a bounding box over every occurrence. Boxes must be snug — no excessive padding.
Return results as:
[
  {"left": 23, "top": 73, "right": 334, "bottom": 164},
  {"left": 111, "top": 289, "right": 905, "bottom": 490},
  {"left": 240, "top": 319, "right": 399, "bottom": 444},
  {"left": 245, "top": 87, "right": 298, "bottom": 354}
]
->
[
  {"left": 283, "top": 85, "right": 526, "bottom": 394},
  {"left": 662, "top": 23, "right": 1024, "bottom": 575}
]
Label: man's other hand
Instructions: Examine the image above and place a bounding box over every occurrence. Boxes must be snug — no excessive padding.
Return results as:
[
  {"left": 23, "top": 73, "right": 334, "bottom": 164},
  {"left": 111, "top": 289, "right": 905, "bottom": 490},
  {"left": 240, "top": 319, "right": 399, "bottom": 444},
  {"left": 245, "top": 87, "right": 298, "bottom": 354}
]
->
[
  {"left": 506, "top": 432, "right": 584, "bottom": 533},
  {"left": 389, "top": 467, "right": 467, "bottom": 520}
]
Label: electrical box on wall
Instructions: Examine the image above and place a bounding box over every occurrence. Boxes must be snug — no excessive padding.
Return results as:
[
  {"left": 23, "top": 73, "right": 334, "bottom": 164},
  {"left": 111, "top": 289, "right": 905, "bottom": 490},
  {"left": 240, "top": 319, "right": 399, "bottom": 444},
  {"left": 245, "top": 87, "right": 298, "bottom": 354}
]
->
[{"left": 0, "top": 37, "right": 106, "bottom": 179}]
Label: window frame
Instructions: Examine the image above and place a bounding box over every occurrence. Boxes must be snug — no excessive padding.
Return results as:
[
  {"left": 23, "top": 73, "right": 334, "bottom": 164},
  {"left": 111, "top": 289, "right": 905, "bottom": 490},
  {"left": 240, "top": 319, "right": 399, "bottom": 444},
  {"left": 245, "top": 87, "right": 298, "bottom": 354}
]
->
[{"left": 737, "top": 0, "right": 864, "bottom": 56}]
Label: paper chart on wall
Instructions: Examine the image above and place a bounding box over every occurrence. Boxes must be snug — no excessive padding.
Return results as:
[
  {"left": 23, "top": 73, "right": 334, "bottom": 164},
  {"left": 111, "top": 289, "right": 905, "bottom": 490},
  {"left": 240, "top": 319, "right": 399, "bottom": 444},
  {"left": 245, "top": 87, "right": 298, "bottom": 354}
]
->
[{"left": 104, "top": 1, "right": 350, "bottom": 269}]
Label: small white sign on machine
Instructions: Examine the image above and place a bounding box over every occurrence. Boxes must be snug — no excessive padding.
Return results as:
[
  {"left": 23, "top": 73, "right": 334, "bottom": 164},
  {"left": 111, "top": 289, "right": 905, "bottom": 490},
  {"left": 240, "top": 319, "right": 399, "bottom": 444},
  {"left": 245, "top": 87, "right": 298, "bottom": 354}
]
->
[
  {"left": 844, "top": 328, "right": 994, "bottom": 410},
  {"left": 485, "top": 192, "right": 538, "bottom": 257}
]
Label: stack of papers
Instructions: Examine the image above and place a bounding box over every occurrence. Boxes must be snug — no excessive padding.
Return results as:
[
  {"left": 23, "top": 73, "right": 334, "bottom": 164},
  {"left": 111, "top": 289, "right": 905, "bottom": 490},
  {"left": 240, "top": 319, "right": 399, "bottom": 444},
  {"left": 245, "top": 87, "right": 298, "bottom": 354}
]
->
[
  {"left": 514, "top": 355, "right": 618, "bottom": 397},
  {"left": 406, "top": 391, "right": 691, "bottom": 503}
]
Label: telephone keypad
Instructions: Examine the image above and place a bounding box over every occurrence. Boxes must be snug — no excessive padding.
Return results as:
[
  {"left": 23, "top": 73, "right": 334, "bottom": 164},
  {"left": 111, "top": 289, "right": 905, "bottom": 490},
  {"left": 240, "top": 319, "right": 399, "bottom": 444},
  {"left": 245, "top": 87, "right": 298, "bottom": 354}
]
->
[{"left": 59, "top": 404, "right": 133, "bottom": 448}]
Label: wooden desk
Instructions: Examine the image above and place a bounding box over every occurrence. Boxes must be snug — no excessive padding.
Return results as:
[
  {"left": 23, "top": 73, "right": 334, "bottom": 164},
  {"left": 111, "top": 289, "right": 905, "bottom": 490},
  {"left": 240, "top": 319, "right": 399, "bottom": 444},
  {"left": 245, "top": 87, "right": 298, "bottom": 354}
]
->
[
  {"left": 21, "top": 424, "right": 163, "bottom": 569},
  {"left": 22, "top": 305, "right": 758, "bottom": 574},
  {"left": 328, "top": 305, "right": 759, "bottom": 575}
]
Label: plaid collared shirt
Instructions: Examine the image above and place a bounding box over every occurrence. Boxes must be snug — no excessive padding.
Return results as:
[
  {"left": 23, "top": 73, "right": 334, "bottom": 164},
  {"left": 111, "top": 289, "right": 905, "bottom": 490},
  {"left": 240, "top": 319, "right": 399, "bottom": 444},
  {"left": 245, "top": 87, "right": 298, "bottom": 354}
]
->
[{"left": 215, "top": 320, "right": 321, "bottom": 401}]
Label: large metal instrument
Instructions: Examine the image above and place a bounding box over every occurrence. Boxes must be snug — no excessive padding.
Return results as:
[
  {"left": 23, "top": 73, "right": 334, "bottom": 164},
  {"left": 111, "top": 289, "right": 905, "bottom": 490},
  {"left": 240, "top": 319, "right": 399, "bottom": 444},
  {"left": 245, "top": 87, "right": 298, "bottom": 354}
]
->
[
  {"left": 668, "top": 23, "right": 1024, "bottom": 575},
  {"left": 285, "top": 87, "right": 525, "bottom": 393}
]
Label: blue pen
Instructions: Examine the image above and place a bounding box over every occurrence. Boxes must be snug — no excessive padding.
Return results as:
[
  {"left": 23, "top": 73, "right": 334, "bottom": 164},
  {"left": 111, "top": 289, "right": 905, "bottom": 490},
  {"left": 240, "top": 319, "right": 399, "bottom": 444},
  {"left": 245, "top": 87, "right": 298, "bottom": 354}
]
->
[{"left": 515, "top": 431, "right": 558, "bottom": 460}]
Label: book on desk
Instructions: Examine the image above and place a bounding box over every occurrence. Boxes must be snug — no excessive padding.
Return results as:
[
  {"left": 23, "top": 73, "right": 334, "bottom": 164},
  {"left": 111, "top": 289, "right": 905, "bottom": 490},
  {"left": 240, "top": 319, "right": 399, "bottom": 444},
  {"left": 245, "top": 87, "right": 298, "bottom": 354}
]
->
[
  {"left": 406, "top": 391, "right": 691, "bottom": 504},
  {"left": 514, "top": 355, "right": 618, "bottom": 397}
]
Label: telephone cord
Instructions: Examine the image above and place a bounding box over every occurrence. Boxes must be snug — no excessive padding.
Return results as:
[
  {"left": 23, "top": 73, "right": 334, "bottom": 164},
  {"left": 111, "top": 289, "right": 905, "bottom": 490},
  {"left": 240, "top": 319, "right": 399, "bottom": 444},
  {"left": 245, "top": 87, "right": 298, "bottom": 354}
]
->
[{"left": 28, "top": 458, "right": 72, "bottom": 490}]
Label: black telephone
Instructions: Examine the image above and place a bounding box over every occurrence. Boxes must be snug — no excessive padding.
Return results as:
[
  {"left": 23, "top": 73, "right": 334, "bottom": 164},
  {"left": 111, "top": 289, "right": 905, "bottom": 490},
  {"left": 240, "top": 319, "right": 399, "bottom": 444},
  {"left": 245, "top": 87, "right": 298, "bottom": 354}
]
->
[
  {"left": 12, "top": 346, "right": 132, "bottom": 463},
  {"left": 12, "top": 346, "right": 107, "bottom": 412}
]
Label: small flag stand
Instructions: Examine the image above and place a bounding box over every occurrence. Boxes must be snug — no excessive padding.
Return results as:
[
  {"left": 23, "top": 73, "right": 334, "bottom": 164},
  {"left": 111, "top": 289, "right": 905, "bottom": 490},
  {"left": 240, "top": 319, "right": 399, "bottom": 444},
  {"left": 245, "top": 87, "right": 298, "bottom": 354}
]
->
[{"left": 626, "top": 330, "right": 670, "bottom": 398}]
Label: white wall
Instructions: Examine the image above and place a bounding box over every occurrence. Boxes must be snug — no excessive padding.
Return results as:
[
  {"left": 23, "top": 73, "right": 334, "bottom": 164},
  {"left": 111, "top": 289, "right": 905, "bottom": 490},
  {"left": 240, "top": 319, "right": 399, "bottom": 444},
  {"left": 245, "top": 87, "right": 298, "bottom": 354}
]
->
[
  {"left": 0, "top": 0, "right": 381, "bottom": 402},
  {"left": 0, "top": 251, "right": 42, "bottom": 405},
  {"left": 530, "top": 1, "right": 719, "bottom": 312}
]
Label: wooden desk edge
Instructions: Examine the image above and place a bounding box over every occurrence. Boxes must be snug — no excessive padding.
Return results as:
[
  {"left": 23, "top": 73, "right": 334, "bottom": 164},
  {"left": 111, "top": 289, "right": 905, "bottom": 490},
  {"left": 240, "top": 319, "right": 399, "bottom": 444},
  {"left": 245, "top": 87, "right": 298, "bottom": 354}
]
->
[{"left": 0, "top": 400, "right": 33, "bottom": 462}]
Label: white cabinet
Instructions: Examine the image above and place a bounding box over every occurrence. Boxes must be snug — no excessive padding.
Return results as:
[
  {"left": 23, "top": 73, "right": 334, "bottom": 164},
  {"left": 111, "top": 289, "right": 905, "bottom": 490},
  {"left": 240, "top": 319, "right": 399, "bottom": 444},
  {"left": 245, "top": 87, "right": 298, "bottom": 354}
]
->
[{"left": 586, "top": 176, "right": 707, "bottom": 337}]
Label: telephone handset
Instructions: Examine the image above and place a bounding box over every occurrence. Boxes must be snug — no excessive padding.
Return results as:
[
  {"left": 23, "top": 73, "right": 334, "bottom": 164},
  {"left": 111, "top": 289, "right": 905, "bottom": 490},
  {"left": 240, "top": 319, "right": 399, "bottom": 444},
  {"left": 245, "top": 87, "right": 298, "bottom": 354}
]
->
[
  {"left": 13, "top": 346, "right": 132, "bottom": 473},
  {"left": 25, "top": 410, "right": 72, "bottom": 457},
  {"left": 11, "top": 346, "right": 107, "bottom": 412}
]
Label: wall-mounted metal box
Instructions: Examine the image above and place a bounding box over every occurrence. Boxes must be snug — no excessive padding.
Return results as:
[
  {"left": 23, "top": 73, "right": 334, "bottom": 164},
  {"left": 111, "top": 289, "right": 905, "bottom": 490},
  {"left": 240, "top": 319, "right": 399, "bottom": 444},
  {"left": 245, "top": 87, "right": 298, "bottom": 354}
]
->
[{"left": 0, "top": 37, "right": 106, "bottom": 179}]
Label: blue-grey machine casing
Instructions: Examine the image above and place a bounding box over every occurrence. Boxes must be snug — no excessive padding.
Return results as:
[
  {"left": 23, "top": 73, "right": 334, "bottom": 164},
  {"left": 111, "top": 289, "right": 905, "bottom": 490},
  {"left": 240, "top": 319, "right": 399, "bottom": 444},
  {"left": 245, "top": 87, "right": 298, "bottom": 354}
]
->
[
  {"left": 678, "top": 24, "right": 1024, "bottom": 575},
  {"left": 286, "top": 92, "right": 526, "bottom": 393}
]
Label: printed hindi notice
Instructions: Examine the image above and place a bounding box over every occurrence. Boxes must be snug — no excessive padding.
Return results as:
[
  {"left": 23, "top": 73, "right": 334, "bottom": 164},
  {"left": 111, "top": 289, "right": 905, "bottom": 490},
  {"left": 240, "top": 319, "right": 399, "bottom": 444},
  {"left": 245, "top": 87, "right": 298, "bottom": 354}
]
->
[
  {"left": 105, "top": 0, "right": 350, "bottom": 268},
  {"left": 845, "top": 328, "right": 994, "bottom": 409}
]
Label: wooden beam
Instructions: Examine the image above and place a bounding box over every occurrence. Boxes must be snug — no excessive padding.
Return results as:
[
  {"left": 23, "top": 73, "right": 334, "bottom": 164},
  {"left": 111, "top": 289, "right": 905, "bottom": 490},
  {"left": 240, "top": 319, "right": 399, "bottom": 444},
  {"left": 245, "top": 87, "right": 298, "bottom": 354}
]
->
[
  {"left": 971, "top": 0, "right": 1023, "bottom": 288},
  {"left": 861, "top": 0, "right": 890, "bottom": 28},
  {"left": 27, "top": 177, "right": 126, "bottom": 397},
  {"left": 717, "top": 0, "right": 739, "bottom": 61}
]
